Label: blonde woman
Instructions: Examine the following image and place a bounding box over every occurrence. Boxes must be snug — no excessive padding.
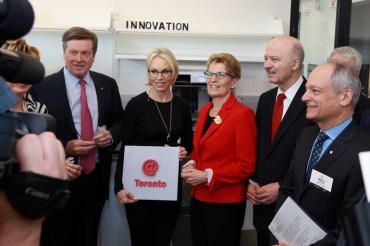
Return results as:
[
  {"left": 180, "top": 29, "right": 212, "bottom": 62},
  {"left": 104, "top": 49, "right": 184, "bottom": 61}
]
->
[{"left": 115, "top": 47, "right": 193, "bottom": 246}]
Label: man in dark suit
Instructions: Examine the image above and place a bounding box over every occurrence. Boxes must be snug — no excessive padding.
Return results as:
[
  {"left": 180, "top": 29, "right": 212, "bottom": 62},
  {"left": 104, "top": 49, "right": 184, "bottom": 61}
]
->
[
  {"left": 328, "top": 46, "right": 370, "bottom": 125},
  {"left": 31, "top": 27, "right": 123, "bottom": 246},
  {"left": 275, "top": 62, "right": 370, "bottom": 245},
  {"left": 247, "top": 36, "right": 312, "bottom": 246}
]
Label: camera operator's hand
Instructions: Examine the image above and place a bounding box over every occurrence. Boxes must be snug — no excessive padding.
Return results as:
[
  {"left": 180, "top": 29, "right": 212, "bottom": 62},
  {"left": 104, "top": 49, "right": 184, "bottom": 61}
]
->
[
  {"left": 0, "top": 132, "right": 68, "bottom": 246},
  {"left": 16, "top": 132, "right": 68, "bottom": 180},
  {"left": 65, "top": 139, "right": 96, "bottom": 156}
]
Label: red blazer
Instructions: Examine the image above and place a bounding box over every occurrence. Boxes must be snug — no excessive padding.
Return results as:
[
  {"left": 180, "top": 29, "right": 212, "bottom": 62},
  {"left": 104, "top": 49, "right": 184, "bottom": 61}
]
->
[{"left": 190, "top": 93, "right": 257, "bottom": 203}]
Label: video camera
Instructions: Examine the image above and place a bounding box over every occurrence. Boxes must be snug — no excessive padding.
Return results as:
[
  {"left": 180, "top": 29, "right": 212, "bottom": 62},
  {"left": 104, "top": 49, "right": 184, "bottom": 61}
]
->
[{"left": 0, "top": 0, "right": 69, "bottom": 220}]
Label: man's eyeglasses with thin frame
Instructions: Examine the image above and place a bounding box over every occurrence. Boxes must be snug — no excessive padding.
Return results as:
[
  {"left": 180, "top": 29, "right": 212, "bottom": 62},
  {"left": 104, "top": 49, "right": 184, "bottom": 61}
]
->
[
  {"left": 204, "top": 71, "right": 233, "bottom": 79},
  {"left": 148, "top": 69, "right": 173, "bottom": 78}
]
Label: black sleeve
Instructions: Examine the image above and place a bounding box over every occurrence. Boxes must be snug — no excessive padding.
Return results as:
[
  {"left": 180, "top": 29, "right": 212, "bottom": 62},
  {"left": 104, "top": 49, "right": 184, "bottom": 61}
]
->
[
  {"left": 249, "top": 93, "right": 263, "bottom": 182},
  {"left": 114, "top": 99, "right": 136, "bottom": 194},
  {"left": 114, "top": 147, "right": 125, "bottom": 194},
  {"left": 107, "top": 80, "right": 124, "bottom": 150},
  {"left": 181, "top": 101, "right": 193, "bottom": 154},
  {"left": 275, "top": 130, "right": 303, "bottom": 210}
]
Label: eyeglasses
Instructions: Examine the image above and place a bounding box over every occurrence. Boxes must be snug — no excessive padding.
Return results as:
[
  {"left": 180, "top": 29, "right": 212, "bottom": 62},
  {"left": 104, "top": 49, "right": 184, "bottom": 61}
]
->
[
  {"left": 204, "top": 71, "right": 233, "bottom": 79},
  {"left": 148, "top": 69, "right": 173, "bottom": 78}
]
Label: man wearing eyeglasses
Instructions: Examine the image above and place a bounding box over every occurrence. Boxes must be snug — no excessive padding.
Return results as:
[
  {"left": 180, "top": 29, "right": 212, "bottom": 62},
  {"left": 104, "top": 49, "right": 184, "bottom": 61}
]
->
[
  {"left": 31, "top": 27, "right": 124, "bottom": 246},
  {"left": 246, "top": 35, "right": 312, "bottom": 246}
]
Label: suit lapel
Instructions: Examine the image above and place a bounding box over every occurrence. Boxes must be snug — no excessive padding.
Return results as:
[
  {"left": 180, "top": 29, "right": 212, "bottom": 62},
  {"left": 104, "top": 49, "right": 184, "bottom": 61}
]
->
[
  {"left": 268, "top": 80, "right": 307, "bottom": 155},
  {"left": 199, "top": 94, "right": 235, "bottom": 147},
  {"left": 193, "top": 102, "right": 210, "bottom": 157},
  {"left": 298, "top": 127, "right": 319, "bottom": 194},
  {"left": 314, "top": 123, "right": 356, "bottom": 172},
  {"left": 263, "top": 89, "right": 277, "bottom": 145},
  {"left": 55, "top": 70, "right": 78, "bottom": 137},
  {"left": 299, "top": 123, "right": 356, "bottom": 196},
  {"left": 91, "top": 72, "right": 104, "bottom": 126}
]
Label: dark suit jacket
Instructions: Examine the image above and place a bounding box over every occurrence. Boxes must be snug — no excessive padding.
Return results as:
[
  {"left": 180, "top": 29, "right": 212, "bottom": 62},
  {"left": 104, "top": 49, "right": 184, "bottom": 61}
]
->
[
  {"left": 359, "top": 109, "right": 370, "bottom": 134},
  {"left": 277, "top": 123, "right": 370, "bottom": 245},
  {"left": 30, "top": 69, "right": 124, "bottom": 197},
  {"left": 253, "top": 79, "right": 313, "bottom": 229},
  {"left": 190, "top": 93, "right": 257, "bottom": 203},
  {"left": 353, "top": 94, "right": 370, "bottom": 124}
]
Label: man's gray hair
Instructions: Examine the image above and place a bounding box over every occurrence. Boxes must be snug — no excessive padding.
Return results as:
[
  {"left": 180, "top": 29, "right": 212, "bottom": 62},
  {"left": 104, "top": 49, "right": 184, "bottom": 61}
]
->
[
  {"left": 329, "top": 46, "right": 362, "bottom": 73},
  {"left": 330, "top": 62, "right": 361, "bottom": 107}
]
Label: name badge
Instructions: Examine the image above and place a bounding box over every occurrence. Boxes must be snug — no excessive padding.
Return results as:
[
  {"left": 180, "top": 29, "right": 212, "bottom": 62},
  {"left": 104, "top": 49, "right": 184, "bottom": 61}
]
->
[{"left": 309, "top": 169, "right": 333, "bottom": 192}]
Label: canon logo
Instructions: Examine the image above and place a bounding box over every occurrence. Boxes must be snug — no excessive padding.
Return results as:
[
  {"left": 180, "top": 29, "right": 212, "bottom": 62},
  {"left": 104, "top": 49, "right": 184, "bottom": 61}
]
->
[{"left": 25, "top": 187, "right": 50, "bottom": 199}]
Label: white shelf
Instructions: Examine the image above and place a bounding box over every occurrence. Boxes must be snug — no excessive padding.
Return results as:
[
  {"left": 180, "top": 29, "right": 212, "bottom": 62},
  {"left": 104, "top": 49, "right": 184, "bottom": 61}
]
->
[
  {"left": 115, "top": 30, "right": 280, "bottom": 38},
  {"left": 115, "top": 54, "right": 208, "bottom": 61},
  {"left": 32, "top": 27, "right": 114, "bottom": 33},
  {"left": 113, "top": 29, "right": 273, "bottom": 96},
  {"left": 179, "top": 64, "right": 206, "bottom": 71},
  {"left": 115, "top": 54, "right": 264, "bottom": 63}
]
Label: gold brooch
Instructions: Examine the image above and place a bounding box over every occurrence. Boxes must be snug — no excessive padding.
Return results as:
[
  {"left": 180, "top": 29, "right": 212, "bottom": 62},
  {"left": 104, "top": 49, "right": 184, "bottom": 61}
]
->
[{"left": 214, "top": 115, "right": 222, "bottom": 125}]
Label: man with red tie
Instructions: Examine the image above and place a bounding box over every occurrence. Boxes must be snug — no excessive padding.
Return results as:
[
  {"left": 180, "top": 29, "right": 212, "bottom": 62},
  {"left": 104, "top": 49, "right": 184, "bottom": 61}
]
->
[
  {"left": 31, "top": 27, "right": 123, "bottom": 246},
  {"left": 247, "top": 36, "right": 312, "bottom": 246}
]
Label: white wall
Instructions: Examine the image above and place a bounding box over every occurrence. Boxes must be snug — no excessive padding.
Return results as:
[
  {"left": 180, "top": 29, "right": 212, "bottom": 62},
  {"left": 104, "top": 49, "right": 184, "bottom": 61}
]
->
[
  {"left": 113, "top": 0, "right": 291, "bottom": 34},
  {"left": 26, "top": 0, "right": 291, "bottom": 98},
  {"left": 26, "top": 30, "right": 114, "bottom": 76}
]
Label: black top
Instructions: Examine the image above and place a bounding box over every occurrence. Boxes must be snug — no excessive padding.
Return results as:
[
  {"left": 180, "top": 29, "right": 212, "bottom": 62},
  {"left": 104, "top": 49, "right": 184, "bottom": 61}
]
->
[
  {"left": 202, "top": 114, "right": 214, "bottom": 136},
  {"left": 114, "top": 91, "right": 193, "bottom": 193}
]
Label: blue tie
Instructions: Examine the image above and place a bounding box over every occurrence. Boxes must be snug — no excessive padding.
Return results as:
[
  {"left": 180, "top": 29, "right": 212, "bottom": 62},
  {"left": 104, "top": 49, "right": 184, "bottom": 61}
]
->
[{"left": 306, "top": 132, "right": 328, "bottom": 180}]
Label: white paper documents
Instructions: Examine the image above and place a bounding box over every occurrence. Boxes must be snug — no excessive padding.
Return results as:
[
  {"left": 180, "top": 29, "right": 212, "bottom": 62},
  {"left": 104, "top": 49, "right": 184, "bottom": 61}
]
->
[
  {"left": 122, "top": 145, "right": 179, "bottom": 201},
  {"left": 269, "top": 197, "right": 326, "bottom": 246},
  {"left": 359, "top": 151, "right": 370, "bottom": 202}
]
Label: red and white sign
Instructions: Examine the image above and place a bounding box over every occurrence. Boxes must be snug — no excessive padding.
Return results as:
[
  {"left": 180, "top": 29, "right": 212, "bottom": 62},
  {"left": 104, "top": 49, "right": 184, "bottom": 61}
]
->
[{"left": 122, "top": 146, "right": 179, "bottom": 201}]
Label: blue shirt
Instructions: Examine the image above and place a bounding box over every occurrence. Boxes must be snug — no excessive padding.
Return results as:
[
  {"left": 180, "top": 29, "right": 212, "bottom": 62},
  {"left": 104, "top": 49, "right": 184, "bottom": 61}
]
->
[
  {"left": 63, "top": 67, "right": 99, "bottom": 138},
  {"left": 63, "top": 67, "right": 99, "bottom": 162},
  {"left": 306, "top": 118, "right": 352, "bottom": 173}
]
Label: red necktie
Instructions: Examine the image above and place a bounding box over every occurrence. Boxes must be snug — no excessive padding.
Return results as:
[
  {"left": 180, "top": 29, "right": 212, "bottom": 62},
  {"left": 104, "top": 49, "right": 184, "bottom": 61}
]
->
[
  {"left": 271, "top": 93, "right": 286, "bottom": 142},
  {"left": 79, "top": 79, "right": 95, "bottom": 174}
]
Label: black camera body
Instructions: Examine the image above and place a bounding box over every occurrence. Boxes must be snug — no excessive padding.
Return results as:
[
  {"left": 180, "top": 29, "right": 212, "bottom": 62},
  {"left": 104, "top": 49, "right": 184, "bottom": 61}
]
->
[
  {"left": 0, "top": 0, "right": 71, "bottom": 219},
  {"left": 0, "top": 110, "right": 57, "bottom": 165}
]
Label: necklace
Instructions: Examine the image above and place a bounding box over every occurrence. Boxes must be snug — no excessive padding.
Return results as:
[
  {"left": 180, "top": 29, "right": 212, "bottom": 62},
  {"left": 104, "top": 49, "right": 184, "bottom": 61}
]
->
[
  {"left": 209, "top": 106, "right": 221, "bottom": 117},
  {"left": 148, "top": 90, "right": 173, "bottom": 141}
]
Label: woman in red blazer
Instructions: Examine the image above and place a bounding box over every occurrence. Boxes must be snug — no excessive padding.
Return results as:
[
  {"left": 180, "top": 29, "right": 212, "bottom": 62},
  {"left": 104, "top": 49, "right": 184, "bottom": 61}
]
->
[{"left": 181, "top": 53, "right": 257, "bottom": 246}]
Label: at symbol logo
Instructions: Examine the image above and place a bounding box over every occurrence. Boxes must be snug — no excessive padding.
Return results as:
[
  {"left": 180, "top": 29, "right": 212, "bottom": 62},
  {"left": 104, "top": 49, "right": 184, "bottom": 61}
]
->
[{"left": 142, "top": 159, "right": 159, "bottom": 176}]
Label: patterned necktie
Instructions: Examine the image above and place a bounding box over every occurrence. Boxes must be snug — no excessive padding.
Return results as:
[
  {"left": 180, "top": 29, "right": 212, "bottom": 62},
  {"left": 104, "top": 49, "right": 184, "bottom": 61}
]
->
[
  {"left": 306, "top": 131, "right": 329, "bottom": 180},
  {"left": 79, "top": 79, "right": 95, "bottom": 174},
  {"left": 271, "top": 93, "right": 286, "bottom": 142}
]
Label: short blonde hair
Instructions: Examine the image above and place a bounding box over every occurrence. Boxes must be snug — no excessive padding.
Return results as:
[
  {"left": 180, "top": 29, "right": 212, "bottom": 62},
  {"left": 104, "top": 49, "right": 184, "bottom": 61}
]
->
[
  {"left": 207, "top": 53, "right": 241, "bottom": 79},
  {"left": 146, "top": 48, "right": 179, "bottom": 83},
  {"left": 2, "top": 38, "right": 40, "bottom": 60}
]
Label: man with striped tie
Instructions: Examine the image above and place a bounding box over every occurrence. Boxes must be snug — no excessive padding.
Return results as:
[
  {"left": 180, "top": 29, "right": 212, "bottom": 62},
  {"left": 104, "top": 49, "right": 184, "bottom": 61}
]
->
[{"left": 275, "top": 62, "right": 370, "bottom": 245}]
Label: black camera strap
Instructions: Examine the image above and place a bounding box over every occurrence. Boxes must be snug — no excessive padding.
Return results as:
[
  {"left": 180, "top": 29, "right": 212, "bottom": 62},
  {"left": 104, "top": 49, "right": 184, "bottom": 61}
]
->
[{"left": 4, "top": 171, "right": 70, "bottom": 220}]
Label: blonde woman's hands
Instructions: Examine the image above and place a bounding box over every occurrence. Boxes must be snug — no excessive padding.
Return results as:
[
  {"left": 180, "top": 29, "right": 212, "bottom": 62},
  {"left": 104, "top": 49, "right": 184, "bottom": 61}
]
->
[{"left": 116, "top": 189, "right": 137, "bottom": 204}]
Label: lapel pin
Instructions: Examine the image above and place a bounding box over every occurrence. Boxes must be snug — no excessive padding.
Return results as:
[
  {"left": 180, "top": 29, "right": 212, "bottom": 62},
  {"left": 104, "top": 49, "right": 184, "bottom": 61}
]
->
[
  {"left": 329, "top": 150, "right": 333, "bottom": 155},
  {"left": 214, "top": 115, "right": 222, "bottom": 125}
]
